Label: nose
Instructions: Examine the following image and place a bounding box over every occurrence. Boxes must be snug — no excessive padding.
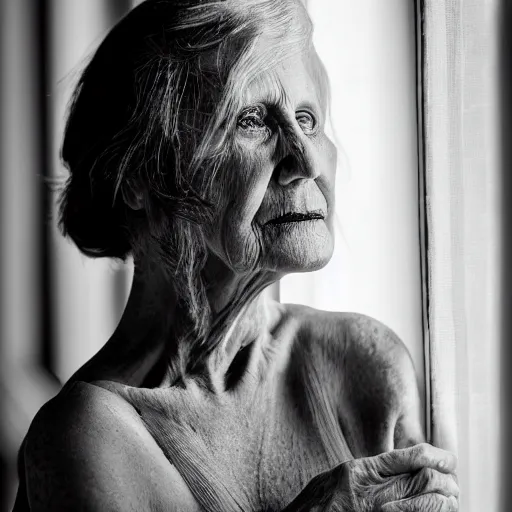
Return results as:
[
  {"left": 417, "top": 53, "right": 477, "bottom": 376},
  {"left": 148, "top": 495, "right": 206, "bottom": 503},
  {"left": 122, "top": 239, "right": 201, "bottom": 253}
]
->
[{"left": 274, "top": 130, "right": 319, "bottom": 187}]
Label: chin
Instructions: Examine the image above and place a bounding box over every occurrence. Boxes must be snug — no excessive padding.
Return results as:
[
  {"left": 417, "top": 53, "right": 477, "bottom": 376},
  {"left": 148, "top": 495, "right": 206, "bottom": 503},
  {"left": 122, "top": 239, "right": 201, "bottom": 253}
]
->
[{"left": 265, "top": 221, "right": 335, "bottom": 273}]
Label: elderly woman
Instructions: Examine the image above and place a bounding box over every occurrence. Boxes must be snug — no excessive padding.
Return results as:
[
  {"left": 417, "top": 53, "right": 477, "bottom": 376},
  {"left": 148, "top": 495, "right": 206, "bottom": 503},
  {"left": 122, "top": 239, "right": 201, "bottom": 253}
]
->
[{"left": 14, "top": 1, "right": 458, "bottom": 511}]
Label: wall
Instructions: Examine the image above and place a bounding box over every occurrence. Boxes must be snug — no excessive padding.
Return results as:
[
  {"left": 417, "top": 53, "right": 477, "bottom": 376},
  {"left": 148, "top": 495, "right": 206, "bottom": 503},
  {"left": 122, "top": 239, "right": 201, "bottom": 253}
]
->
[{"left": 49, "top": 0, "right": 133, "bottom": 383}]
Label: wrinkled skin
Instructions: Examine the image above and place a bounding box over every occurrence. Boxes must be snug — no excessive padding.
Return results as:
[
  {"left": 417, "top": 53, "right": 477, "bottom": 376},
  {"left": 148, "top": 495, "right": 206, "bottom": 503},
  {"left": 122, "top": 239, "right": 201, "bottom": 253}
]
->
[
  {"left": 15, "top": 6, "right": 458, "bottom": 512},
  {"left": 207, "top": 41, "right": 336, "bottom": 276},
  {"left": 284, "top": 444, "right": 459, "bottom": 512}
]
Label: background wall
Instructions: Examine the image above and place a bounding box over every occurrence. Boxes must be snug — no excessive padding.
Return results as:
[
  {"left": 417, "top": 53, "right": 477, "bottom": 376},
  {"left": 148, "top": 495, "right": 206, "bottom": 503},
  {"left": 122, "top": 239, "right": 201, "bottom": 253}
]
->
[
  {"left": 1, "top": 2, "right": 134, "bottom": 508},
  {"left": 49, "top": 0, "right": 133, "bottom": 385}
]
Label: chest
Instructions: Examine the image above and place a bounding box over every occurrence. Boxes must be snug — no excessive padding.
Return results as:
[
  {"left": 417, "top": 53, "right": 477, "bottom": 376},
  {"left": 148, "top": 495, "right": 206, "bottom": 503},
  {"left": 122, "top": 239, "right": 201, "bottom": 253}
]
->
[{"left": 135, "top": 382, "right": 349, "bottom": 512}]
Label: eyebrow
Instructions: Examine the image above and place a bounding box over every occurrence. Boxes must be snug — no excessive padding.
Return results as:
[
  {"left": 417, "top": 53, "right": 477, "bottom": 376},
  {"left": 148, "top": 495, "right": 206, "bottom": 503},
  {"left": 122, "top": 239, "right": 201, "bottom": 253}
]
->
[
  {"left": 241, "top": 86, "right": 322, "bottom": 117},
  {"left": 268, "top": 75, "right": 291, "bottom": 109},
  {"left": 239, "top": 72, "right": 290, "bottom": 110}
]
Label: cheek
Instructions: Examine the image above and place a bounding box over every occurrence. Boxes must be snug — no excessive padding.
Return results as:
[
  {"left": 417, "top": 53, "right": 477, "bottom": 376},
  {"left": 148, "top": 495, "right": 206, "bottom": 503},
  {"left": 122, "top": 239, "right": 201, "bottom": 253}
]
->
[
  {"left": 219, "top": 141, "right": 274, "bottom": 217},
  {"left": 221, "top": 225, "right": 261, "bottom": 272},
  {"left": 210, "top": 144, "right": 274, "bottom": 271}
]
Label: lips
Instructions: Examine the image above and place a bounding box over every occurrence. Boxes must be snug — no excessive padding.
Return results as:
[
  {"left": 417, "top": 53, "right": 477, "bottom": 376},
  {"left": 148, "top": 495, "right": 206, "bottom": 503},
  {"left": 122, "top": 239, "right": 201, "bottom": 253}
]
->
[{"left": 265, "top": 210, "right": 325, "bottom": 226}]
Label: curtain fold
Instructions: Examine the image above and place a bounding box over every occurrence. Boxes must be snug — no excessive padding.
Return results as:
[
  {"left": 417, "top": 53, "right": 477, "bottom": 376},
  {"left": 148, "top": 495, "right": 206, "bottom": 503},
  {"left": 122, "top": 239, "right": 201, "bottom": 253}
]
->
[{"left": 422, "top": 1, "right": 501, "bottom": 509}]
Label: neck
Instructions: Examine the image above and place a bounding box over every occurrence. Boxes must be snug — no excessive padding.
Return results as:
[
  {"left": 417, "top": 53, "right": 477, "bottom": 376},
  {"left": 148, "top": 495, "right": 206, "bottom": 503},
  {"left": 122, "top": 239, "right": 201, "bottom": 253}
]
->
[{"left": 99, "top": 255, "right": 283, "bottom": 391}]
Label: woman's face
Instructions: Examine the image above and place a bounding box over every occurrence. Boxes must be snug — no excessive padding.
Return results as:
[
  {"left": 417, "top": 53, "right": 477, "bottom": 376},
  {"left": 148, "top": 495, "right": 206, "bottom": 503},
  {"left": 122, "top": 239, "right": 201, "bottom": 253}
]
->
[{"left": 207, "top": 42, "right": 337, "bottom": 275}]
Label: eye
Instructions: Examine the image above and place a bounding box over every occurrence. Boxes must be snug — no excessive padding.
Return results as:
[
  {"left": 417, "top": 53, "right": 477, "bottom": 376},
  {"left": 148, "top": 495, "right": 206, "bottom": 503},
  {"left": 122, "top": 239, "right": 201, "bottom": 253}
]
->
[
  {"left": 237, "top": 105, "right": 269, "bottom": 134},
  {"left": 296, "top": 111, "right": 316, "bottom": 134}
]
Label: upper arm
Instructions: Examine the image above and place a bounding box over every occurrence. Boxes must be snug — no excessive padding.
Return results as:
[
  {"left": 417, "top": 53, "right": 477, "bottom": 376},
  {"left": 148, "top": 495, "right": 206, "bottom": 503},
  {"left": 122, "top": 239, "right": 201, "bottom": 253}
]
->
[
  {"left": 339, "top": 313, "right": 425, "bottom": 454},
  {"left": 23, "top": 381, "right": 199, "bottom": 512}
]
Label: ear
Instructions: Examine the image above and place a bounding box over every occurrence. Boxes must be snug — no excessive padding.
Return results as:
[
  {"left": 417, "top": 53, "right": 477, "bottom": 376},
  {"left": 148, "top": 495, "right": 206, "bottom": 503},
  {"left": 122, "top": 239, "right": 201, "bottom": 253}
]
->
[{"left": 121, "top": 181, "right": 144, "bottom": 211}]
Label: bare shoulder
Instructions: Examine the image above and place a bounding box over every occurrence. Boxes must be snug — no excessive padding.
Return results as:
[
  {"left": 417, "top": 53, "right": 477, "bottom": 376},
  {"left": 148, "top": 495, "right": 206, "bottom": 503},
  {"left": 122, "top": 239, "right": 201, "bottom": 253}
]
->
[
  {"left": 288, "top": 306, "right": 417, "bottom": 396},
  {"left": 337, "top": 313, "right": 425, "bottom": 450},
  {"left": 285, "top": 305, "right": 424, "bottom": 452},
  {"left": 22, "top": 380, "right": 199, "bottom": 512},
  {"left": 337, "top": 312, "right": 418, "bottom": 394}
]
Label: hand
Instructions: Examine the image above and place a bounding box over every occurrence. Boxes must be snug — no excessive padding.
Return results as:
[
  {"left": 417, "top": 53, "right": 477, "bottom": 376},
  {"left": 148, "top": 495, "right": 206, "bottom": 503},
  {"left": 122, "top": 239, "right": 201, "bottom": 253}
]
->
[
  {"left": 339, "top": 443, "right": 458, "bottom": 511},
  {"left": 285, "top": 443, "right": 458, "bottom": 512}
]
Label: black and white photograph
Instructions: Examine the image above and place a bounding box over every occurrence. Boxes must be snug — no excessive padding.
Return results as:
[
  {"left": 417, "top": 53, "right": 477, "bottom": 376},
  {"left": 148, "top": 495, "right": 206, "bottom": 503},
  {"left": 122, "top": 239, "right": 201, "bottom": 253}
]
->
[{"left": 1, "top": 0, "right": 509, "bottom": 510}]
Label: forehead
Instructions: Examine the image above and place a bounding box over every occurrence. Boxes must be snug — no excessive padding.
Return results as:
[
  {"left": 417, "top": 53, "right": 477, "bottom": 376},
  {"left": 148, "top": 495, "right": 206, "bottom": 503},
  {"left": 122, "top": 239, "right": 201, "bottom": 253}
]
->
[{"left": 242, "top": 45, "right": 327, "bottom": 111}]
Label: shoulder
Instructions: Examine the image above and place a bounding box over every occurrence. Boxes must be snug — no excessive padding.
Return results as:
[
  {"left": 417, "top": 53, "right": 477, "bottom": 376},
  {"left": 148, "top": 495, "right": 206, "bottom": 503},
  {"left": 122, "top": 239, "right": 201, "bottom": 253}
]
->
[
  {"left": 334, "top": 312, "right": 425, "bottom": 450},
  {"left": 24, "top": 380, "right": 146, "bottom": 461},
  {"left": 338, "top": 312, "right": 418, "bottom": 394},
  {"left": 289, "top": 306, "right": 417, "bottom": 393},
  {"left": 286, "top": 306, "right": 424, "bottom": 450},
  {"left": 22, "top": 380, "right": 198, "bottom": 511},
  {"left": 287, "top": 305, "right": 413, "bottom": 375}
]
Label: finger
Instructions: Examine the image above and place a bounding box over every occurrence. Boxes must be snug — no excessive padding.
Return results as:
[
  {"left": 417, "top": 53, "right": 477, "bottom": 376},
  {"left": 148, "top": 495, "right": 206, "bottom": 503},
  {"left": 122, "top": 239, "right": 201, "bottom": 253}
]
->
[
  {"left": 372, "top": 443, "right": 458, "bottom": 476},
  {"left": 375, "top": 469, "right": 458, "bottom": 506},
  {"left": 381, "top": 493, "right": 458, "bottom": 512},
  {"left": 404, "top": 468, "right": 459, "bottom": 500}
]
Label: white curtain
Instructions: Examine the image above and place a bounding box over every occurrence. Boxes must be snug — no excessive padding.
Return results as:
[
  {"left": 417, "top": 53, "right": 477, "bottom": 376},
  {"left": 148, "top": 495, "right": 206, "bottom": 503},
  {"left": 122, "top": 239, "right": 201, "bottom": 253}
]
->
[{"left": 422, "top": 1, "right": 501, "bottom": 510}]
